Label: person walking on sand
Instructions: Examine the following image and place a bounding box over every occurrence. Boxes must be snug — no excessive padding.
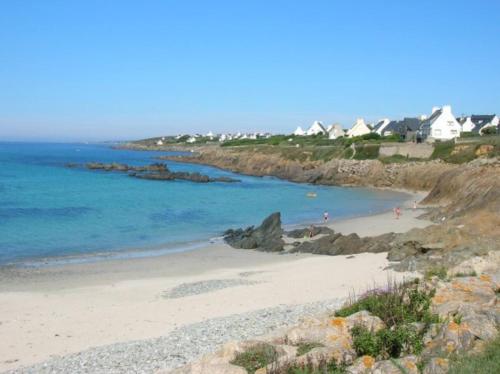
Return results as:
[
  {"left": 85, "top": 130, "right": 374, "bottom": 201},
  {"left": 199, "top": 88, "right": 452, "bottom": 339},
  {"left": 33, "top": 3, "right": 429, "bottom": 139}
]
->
[
  {"left": 323, "top": 211, "right": 329, "bottom": 223},
  {"left": 395, "top": 206, "right": 401, "bottom": 219}
]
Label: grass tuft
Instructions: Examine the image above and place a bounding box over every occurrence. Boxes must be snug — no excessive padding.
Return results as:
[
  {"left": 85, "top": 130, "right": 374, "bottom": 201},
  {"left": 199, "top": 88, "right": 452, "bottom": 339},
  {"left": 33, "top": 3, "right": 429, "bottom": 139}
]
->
[
  {"left": 448, "top": 335, "right": 500, "bottom": 373},
  {"left": 230, "top": 343, "right": 278, "bottom": 373},
  {"left": 335, "top": 280, "right": 438, "bottom": 327},
  {"left": 269, "top": 354, "right": 346, "bottom": 373},
  {"left": 424, "top": 266, "right": 448, "bottom": 280}
]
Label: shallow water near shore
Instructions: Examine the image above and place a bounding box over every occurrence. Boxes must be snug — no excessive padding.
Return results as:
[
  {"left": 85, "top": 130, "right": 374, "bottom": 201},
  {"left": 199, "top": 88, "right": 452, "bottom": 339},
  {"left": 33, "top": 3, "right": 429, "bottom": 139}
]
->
[{"left": 0, "top": 142, "right": 408, "bottom": 265}]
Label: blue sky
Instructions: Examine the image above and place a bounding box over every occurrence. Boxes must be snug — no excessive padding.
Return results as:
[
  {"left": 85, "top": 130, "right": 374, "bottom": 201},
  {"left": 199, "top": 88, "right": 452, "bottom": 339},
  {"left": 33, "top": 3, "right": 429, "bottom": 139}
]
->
[{"left": 1, "top": 0, "right": 499, "bottom": 141}]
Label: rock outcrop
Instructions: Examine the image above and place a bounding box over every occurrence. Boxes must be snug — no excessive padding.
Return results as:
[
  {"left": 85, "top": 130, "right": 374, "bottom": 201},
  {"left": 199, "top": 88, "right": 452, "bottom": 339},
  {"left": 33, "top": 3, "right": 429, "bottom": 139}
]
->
[
  {"left": 69, "top": 162, "right": 240, "bottom": 183},
  {"left": 223, "top": 213, "right": 285, "bottom": 252},
  {"left": 290, "top": 232, "right": 395, "bottom": 256}
]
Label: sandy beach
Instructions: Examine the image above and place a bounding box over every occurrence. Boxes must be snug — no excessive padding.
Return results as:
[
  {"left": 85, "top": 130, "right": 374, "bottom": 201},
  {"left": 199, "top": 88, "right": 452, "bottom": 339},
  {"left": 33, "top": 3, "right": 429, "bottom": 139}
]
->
[{"left": 0, "top": 195, "right": 431, "bottom": 372}]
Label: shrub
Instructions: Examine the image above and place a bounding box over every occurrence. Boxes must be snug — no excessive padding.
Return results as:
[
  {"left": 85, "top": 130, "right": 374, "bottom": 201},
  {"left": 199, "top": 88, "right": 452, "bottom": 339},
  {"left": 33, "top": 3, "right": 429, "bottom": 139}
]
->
[
  {"left": 481, "top": 126, "right": 499, "bottom": 136},
  {"left": 460, "top": 131, "right": 480, "bottom": 138},
  {"left": 353, "top": 144, "right": 380, "bottom": 160},
  {"left": 231, "top": 343, "right": 278, "bottom": 373},
  {"left": 351, "top": 325, "right": 423, "bottom": 359},
  {"left": 335, "top": 280, "right": 438, "bottom": 328}
]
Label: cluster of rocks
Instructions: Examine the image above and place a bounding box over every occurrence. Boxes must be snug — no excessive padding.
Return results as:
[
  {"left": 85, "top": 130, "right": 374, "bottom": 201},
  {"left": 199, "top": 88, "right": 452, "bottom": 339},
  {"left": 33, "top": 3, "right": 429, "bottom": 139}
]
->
[
  {"left": 167, "top": 271, "right": 500, "bottom": 374},
  {"left": 67, "top": 162, "right": 240, "bottom": 183},
  {"left": 223, "top": 212, "right": 394, "bottom": 256}
]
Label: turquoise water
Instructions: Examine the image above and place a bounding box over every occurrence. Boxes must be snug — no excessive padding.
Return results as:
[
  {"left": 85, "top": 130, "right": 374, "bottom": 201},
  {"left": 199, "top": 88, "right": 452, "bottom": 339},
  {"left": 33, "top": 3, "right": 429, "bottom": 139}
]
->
[{"left": 0, "top": 142, "right": 407, "bottom": 265}]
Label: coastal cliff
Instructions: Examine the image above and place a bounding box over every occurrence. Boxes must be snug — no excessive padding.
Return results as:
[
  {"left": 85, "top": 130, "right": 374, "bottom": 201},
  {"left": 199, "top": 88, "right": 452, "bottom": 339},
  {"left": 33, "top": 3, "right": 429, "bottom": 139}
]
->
[{"left": 157, "top": 146, "right": 458, "bottom": 191}]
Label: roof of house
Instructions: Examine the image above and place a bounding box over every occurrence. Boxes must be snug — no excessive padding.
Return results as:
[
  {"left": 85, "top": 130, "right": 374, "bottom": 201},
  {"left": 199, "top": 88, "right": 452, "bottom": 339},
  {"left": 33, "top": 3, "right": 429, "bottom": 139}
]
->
[
  {"left": 419, "top": 109, "right": 443, "bottom": 128},
  {"left": 470, "top": 115, "right": 496, "bottom": 127},
  {"left": 382, "top": 118, "right": 422, "bottom": 135},
  {"left": 372, "top": 120, "right": 387, "bottom": 132}
]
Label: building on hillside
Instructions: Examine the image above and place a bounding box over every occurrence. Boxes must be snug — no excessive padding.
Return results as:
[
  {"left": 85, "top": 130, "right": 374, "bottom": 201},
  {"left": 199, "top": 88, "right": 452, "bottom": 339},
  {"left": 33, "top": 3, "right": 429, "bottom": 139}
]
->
[
  {"left": 457, "top": 117, "right": 476, "bottom": 133},
  {"left": 346, "top": 118, "right": 371, "bottom": 138},
  {"left": 381, "top": 117, "right": 422, "bottom": 140},
  {"left": 306, "top": 121, "right": 327, "bottom": 135},
  {"left": 293, "top": 126, "right": 306, "bottom": 136},
  {"left": 419, "top": 106, "right": 461, "bottom": 141},
  {"left": 327, "top": 124, "right": 345, "bottom": 139},
  {"left": 372, "top": 119, "right": 391, "bottom": 135},
  {"left": 156, "top": 139, "right": 164, "bottom": 146},
  {"left": 470, "top": 115, "right": 499, "bottom": 135},
  {"left": 186, "top": 136, "right": 197, "bottom": 143}
]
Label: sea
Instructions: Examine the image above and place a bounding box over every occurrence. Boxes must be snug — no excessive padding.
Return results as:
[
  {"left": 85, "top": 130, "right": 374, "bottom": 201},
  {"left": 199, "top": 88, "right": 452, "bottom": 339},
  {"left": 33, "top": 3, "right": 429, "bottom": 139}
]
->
[{"left": 0, "top": 142, "right": 408, "bottom": 266}]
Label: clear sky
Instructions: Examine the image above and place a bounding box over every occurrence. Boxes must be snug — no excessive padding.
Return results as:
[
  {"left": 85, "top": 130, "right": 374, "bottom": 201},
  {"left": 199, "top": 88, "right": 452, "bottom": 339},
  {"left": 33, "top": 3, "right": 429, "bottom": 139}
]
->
[{"left": 1, "top": 0, "right": 499, "bottom": 141}]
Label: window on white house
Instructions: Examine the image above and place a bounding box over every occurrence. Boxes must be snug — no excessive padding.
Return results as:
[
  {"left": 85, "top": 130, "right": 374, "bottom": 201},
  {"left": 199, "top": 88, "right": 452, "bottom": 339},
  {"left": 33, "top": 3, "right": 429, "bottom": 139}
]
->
[{"left": 434, "top": 129, "right": 442, "bottom": 136}]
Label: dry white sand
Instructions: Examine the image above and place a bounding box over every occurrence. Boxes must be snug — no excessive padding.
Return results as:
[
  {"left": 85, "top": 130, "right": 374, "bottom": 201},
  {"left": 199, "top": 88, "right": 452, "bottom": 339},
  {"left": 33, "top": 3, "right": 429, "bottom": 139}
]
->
[{"left": 0, "top": 193, "right": 432, "bottom": 372}]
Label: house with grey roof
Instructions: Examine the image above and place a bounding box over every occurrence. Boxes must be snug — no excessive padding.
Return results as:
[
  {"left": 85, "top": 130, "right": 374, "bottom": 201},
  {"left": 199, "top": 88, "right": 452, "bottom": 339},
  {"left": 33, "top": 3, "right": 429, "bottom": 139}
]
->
[
  {"left": 419, "top": 105, "right": 461, "bottom": 141},
  {"left": 372, "top": 118, "right": 390, "bottom": 135},
  {"left": 379, "top": 117, "right": 422, "bottom": 140},
  {"left": 471, "top": 115, "right": 499, "bottom": 135}
]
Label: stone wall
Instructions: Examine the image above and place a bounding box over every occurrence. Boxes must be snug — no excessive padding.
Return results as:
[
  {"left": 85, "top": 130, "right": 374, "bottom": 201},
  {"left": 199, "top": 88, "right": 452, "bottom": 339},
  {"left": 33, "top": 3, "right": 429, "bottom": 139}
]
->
[{"left": 379, "top": 143, "right": 434, "bottom": 159}]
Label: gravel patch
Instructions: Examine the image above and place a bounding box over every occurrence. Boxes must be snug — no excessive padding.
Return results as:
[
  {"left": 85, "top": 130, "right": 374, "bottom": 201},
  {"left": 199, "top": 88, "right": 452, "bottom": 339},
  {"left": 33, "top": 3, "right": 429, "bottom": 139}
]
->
[
  {"left": 162, "top": 279, "right": 262, "bottom": 299},
  {"left": 7, "top": 298, "right": 345, "bottom": 374}
]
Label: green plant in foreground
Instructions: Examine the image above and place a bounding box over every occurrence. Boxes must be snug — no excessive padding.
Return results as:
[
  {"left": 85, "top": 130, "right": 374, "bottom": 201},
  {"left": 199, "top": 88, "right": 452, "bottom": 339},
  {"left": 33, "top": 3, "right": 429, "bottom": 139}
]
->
[
  {"left": 448, "top": 335, "right": 500, "bottom": 373},
  {"left": 351, "top": 325, "right": 423, "bottom": 360},
  {"left": 231, "top": 343, "right": 277, "bottom": 373},
  {"left": 296, "top": 342, "right": 325, "bottom": 356},
  {"left": 335, "top": 280, "right": 438, "bottom": 327}
]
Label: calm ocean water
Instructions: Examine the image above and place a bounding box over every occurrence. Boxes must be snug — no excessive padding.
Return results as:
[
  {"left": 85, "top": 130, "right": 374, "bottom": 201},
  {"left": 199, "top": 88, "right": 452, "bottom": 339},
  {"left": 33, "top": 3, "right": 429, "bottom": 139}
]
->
[{"left": 0, "top": 142, "right": 408, "bottom": 265}]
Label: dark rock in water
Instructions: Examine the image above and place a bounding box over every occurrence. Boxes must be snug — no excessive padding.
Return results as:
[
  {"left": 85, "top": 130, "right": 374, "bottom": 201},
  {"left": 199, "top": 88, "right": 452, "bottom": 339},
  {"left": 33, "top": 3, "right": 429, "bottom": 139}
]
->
[
  {"left": 224, "top": 212, "right": 284, "bottom": 252},
  {"left": 77, "top": 162, "right": 240, "bottom": 183},
  {"left": 286, "top": 226, "right": 334, "bottom": 239},
  {"left": 212, "top": 176, "right": 241, "bottom": 183},
  {"left": 290, "top": 231, "right": 395, "bottom": 256}
]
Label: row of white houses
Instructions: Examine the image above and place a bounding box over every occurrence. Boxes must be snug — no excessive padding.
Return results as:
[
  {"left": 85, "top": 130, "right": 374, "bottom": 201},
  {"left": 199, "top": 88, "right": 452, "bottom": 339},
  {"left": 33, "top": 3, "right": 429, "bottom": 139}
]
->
[{"left": 293, "top": 106, "right": 499, "bottom": 141}]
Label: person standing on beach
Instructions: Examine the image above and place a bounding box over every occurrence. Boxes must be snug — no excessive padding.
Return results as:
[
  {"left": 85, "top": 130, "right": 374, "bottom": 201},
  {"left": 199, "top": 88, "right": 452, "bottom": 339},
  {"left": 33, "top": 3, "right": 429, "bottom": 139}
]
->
[
  {"left": 395, "top": 206, "right": 401, "bottom": 219},
  {"left": 413, "top": 200, "right": 417, "bottom": 210},
  {"left": 323, "top": 211, "right": 329, "bottom": 223}
]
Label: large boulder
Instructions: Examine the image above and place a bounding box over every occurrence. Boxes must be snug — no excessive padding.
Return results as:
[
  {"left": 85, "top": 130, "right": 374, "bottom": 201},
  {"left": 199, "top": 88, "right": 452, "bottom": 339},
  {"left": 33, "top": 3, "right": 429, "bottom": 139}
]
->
[{"left": 224, "top": 213, "right": 285, "bottom": 252}]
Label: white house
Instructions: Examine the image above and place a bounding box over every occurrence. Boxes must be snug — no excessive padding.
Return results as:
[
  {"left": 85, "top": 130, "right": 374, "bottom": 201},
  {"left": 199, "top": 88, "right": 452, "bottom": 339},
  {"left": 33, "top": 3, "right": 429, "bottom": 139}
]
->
[
  {"left": 346, "top": 118, "right": 371, "bottom": 138},
  {"left": 327, "top": 124, "right": 345, "bottom": 139},
  {"left": 156, "top": 139, "right": 164, "bottom": 146},
  {"left": 306, "top": 121, "right": 327, "bottom": 136},
  {"left": 419, "top": 105, "right": 461, "bottom": 140},
  {"left": 372, "top": 118, "right": 391, "bottom": 135},
  {"left": 186, "top": 136, "right": 197, "bottom": 143},
  {"left": 457, "top": 117, "right": 476, "bottom": 132},
  {"left": 470, "top": 115, "right": 499, "bottom": 135},
  {"left": 293, "top": 126, "right": 306, "bottom": 136}
]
